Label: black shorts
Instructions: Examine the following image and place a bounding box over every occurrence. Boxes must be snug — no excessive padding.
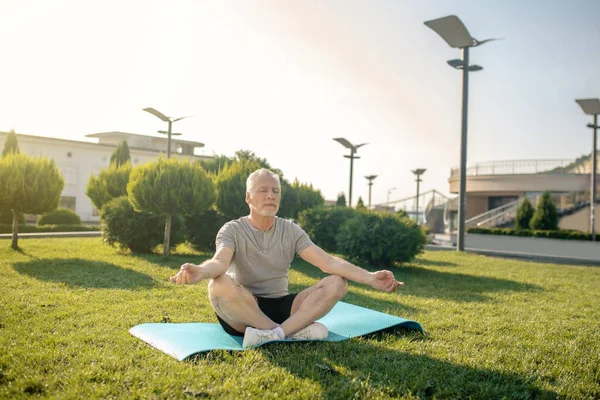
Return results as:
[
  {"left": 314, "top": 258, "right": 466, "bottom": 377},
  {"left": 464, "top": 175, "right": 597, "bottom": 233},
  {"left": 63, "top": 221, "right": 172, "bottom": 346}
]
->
[{"left": 216, "top": 293, "right": 297, "bottom": 337}]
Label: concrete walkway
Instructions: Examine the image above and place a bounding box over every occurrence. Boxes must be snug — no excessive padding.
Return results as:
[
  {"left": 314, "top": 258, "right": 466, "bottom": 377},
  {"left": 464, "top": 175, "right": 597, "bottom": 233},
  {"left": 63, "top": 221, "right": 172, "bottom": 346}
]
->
[
  {"left": 425, "top": 244, "right": 600, "bottom": 267},
  {"left": 0, "top": 231, "right": 101, "bottom": 239}
]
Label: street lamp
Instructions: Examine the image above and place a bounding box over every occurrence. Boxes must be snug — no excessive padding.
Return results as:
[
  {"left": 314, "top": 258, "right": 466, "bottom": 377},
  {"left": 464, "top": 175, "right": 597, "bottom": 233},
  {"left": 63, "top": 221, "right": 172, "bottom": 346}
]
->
[
  {"left": 365, "top": 175, "right": 378, "bottom": 209},
  {"left": 333, "top": 137, "right": 368, "bottom": 207},
  {"left": 425, "top": 15, "right": 500, "bottom": 251},
  {"left": 387, "top": 187, "right": 396, "bottom": 205},
  {"left": 143, "top": 107, "right": 193, "bottom": 158},
  {"left": 575, "top": 98, "right": 600, "bottom": 241},
  {"left": 412, "top": 169, "right": 426, "bottom": 223}
]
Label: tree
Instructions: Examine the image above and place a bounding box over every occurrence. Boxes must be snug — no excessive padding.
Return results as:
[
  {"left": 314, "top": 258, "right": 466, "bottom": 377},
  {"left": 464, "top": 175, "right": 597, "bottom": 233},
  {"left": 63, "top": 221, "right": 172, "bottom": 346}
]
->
[
  {"left": 530, "top": 192, "right": 559, "bottom": 231},
  {"left": 2, "top": 130, "right": 19, "bottom": 157},
  {"left": 0, "top": 154, "right": 64, "bottom": 249},
  {"left": 214, "top": 159, "right": 263, "bottom": 219},
  {"left": 199, "top": 154, "right": 233, "bottom": 175},
  {"left": 294, "top": 180, "right": 325, "bottom": 215},
  {"left": 279, "top": 179, "right": 325, "bottom": 219},
  {"left": 86, "top": 162, "right": 132, "bottom": 210},
  {"left": 336, "top": 193, "right": 347, "bottom": 207},
  {"left": 234, "top": 150, "right": 283, "bottom": 176},
  {"left": 356, "top": 197, "right": 366, "bottom": 209},
  {"left": 1, "top": 130, "right": 22, "bottom": 226},
  {"left": 396, "top": 209, "right": 409, "bottom": 219},
  {"left": 127, "top": 157, "right": 215, "bottom": 256},
  {"left": 515, "top": 197, "right": 534, "bottom": 230},
  {"left": 110, "top": 140, "right": 130, "bottom": 167},
  {"left": 277, "top": 179, "right": 300, "bottom": 219}
]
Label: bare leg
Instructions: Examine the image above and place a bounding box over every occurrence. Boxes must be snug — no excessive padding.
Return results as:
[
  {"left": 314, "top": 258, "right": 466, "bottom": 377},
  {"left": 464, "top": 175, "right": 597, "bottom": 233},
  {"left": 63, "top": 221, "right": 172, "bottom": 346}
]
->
[
  {"left": 280, "top": 275, "right": 348, "bottom": 337},
  {"left": 208, "top": 274, "right": 276, "bottom": 333}
]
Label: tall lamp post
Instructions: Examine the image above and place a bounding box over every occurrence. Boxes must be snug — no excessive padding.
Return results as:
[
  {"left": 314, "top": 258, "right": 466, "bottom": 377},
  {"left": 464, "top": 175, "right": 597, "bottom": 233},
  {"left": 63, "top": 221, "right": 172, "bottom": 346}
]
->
[
  {"left": 425, "top": 15, "right": 499, "bottom": 251},
  {"left": 143, "top": 107, "right": 193, "bottom": 158},
  {"left": 412, "top": 169, "right": 426, "bottom": 223},
  {"left": 365, "top": 175, "right": 378, "bottom": 209},
  {"left": 575, "top": 98, "right": 600, "bottom": 241},
  {"left": 333, "top": 137, "right": 368, "bottom": 207}
]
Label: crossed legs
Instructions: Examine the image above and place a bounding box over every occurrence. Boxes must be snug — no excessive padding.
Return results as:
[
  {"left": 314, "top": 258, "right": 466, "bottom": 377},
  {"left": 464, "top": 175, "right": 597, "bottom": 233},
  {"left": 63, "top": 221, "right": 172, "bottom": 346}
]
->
[{"left": 208, "top": 274, "right": 348, "bottom": 337}]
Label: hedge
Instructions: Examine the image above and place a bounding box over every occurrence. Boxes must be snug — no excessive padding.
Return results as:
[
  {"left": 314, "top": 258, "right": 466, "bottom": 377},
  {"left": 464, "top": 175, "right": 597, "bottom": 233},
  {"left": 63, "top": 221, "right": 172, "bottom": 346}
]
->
[{"left": 467, "top": 227, "right": 599, "bottom": 242}]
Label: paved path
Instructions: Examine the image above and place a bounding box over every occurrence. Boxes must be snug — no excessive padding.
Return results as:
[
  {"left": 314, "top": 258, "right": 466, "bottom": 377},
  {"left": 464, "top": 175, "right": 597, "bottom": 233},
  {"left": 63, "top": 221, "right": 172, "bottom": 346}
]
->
[
  {"left": 425, "top": 244, "right": 600, "bottom": 266},
  {"left": 0, "top": 231, "right": 101, "bottom": 239}
]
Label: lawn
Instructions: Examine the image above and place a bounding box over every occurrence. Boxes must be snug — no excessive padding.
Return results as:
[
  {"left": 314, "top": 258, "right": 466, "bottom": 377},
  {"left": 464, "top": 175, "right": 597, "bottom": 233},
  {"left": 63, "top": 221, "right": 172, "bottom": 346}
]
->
[{"left": 1, "top": 238, "right": 599, "bottom": 399}]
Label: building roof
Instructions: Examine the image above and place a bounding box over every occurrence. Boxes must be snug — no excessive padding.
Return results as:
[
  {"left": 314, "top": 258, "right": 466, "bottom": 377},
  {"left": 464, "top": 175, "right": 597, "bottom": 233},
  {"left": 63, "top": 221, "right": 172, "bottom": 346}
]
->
[
  {"left": 0, "top": 131, "right": 212, "bottom": 159},
  {"left": 85, "top": 131, "right": 205, "bottom": 147}
]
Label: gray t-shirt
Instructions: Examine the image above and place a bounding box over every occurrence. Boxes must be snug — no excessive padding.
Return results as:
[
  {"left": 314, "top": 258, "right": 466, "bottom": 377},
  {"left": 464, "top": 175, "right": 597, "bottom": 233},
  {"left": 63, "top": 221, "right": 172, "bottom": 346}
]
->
[{"left": 215, "top": 216, "right": 314, "bottom": 298}]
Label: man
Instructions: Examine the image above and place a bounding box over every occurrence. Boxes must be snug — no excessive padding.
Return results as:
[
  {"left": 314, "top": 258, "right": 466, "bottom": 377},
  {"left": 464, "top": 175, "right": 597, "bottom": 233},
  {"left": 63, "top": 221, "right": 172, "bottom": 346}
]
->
[{"left": 170, "top": 168, "right": 403, "bottom": 348}]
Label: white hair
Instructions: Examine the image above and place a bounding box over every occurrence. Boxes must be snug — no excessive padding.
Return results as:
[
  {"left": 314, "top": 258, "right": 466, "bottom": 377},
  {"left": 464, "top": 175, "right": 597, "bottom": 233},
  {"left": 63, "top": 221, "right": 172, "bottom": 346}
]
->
[{"left": 246, "top": 168, "right": 280, "bottom": 193}]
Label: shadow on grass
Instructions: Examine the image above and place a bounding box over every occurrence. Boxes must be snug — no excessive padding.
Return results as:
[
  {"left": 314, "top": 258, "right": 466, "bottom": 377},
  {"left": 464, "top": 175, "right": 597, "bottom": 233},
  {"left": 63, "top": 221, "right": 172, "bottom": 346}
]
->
[
  {"left": 129, "top": 252, "right": 212, "bottom": 270},
  {"left": 293, "top": 259, "right": 542, "bottom": 302},
  {"left": 397, "top": 266, "right": 543, "bottom": 302},
  {"left": 13, "top": 258, "right": 156, "bottom": 289},
  {"left": 254, "top": 338, "right": 556, "bottom": 399},
  {"left": 413, "top": 258, "right": 458, "bottom": 267}
]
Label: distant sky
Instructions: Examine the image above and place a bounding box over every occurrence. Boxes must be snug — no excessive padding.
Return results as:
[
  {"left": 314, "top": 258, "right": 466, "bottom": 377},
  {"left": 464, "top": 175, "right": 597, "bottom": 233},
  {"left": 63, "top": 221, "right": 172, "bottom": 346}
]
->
[{"left": 1, "top": 0, "right": 599, "bottom": 207}]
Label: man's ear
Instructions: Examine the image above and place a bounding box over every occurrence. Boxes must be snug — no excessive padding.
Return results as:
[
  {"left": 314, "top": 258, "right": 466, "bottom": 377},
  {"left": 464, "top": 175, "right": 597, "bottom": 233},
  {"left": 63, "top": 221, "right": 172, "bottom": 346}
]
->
[{"left": 245, "top": 191, "right": 251, "bottom": 205}]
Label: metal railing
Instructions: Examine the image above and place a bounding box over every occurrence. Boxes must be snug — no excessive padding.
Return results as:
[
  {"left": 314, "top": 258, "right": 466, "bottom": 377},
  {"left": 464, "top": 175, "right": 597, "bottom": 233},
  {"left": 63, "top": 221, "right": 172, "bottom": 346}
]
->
[{"left": 450, "top": 159, "right": 575, "bottom": 177}]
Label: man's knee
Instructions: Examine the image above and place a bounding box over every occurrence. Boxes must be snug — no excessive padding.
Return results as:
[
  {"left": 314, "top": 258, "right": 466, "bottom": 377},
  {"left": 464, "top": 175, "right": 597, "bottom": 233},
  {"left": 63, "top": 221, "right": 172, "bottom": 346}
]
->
[
  {"left": 324, "top": 275, "right": 348, "bottom": 299},
  {"left": 208, "top": 274, "right": 240, "bottom": 299}
]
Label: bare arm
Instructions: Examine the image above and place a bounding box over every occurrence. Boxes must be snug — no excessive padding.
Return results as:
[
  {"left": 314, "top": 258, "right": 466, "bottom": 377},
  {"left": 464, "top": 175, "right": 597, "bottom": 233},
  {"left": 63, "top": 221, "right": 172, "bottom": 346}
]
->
[
  {"left": 170, "top": 247, "right": 233, "bottom": 284},
  {"left": 298, "top": 244, "right": 403, "bottom": 292}
]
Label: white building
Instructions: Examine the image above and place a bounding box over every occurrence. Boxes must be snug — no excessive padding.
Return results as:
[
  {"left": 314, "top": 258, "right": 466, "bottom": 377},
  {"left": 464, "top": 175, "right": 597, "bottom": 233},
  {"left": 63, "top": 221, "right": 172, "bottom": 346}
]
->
[{"left": 0, "top": 131, "right": 213, "bottom": 222}]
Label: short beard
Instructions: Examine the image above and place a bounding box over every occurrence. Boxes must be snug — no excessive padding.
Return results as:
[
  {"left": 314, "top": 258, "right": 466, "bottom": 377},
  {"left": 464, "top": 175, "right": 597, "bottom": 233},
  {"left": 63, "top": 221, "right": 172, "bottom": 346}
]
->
[{"left": 257, "top": 207, "right": 278, "bottom": 217}]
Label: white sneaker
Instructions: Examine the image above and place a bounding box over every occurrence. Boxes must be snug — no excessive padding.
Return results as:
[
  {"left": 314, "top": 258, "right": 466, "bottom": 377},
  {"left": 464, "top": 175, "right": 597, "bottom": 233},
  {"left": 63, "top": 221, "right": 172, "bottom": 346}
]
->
[
  {"left": 242, "top": 327, "right": 283, "bottom": 349},
  {"left": 288, "top": 322, "right": 329, "bottom": 341}
]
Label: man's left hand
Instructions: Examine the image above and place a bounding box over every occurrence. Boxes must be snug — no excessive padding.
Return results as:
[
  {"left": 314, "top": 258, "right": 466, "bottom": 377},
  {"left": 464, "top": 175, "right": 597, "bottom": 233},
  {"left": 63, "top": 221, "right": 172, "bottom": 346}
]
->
[{"left": 371, "top": 270, "right": 404, "bottom": 292}]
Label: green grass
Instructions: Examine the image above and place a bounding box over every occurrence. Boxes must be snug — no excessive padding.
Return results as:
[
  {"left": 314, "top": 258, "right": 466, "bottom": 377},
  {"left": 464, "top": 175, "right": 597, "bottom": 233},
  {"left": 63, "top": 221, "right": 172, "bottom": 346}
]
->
[{"left": 1, "top": 238, "right": 599, "bottom": 399}]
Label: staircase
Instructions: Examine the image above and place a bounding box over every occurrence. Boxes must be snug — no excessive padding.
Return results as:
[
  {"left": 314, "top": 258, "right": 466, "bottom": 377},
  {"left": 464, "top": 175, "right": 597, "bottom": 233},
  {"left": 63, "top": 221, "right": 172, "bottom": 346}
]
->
[{"left": 465, "top": 192, "right": 590, "bottom": 229}]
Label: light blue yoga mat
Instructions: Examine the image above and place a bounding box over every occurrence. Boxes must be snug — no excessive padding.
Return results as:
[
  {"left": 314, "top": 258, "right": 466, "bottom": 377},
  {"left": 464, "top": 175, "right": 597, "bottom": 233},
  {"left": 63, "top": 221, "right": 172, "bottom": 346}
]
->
[{"left": 130, "top": 301, "right": 423, "bottom": 361}]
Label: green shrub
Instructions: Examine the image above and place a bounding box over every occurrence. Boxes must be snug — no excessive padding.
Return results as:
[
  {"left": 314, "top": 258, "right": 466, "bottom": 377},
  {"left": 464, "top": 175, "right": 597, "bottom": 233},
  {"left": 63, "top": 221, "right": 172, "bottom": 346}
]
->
[
  {"left": 530, "top": 192, "right": 559, "bottom": 230},
  {"left": 466, "top": 227, "right": 598, "bottom": 241},
  {"left": 86, "top": 162, "right": 132, "bottom": 210},
  {"left": 38, "top": 208, "right": 81, "bottom": 226},
  {"left": 100, "top": 196, "right": 184, "bottom": 253},
  {"left": 515, "top": 197, "right": 534, "bottom": 230},
  {"left": 336, "top": 212, "right": 426, "bottom": 266},
  {"left": 298, "top": 206, "right": 358, "bottom": 253},
  {"left": 185, "top": 209, "right": 230, "bottom": 252},
  {"left": 215, "top": 160, "right": 262, "bottom": 219}
]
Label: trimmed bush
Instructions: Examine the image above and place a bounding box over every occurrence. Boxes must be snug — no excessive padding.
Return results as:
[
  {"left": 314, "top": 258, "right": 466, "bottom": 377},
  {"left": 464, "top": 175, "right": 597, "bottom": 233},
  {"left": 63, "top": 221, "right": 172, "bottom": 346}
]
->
[
  {"left": 100, "top": 196, "right": 184, "bottom": 253},
  {"left": 336, "top": 211, "right": 426, "bottom": 266},
  {"left": 185, "top": 209, "right": 230, "bottom": 252},
  {"left": 467, "top": 227, "right": 598, "bottom": 241},
  {"left": 515, "top": 197, "right": 534, "bottom": 230},
  {"left": 530, "top": 192, "right": 559, "bottom": 230},
  {"left": 127, "top": 157, "right": 215, "bottom": 256},
  {"left": 298, "top": 206, "right": 358, "bottom": 253},
  {"left": 86, "top": 162, "right": 132, "bottom": 210},
  {"left": 214, "top": 160, "right": 263, "bottom": 219},
  {"left": 38, "top": 208, "right": 81, "bottom": 226}
]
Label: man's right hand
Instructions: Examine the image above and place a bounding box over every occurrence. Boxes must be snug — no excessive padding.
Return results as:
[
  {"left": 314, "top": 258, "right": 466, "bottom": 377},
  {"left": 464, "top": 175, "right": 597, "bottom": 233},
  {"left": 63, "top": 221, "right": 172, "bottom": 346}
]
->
[{"left": 170, "top": 263, "right": 207, "bottom": 285}]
